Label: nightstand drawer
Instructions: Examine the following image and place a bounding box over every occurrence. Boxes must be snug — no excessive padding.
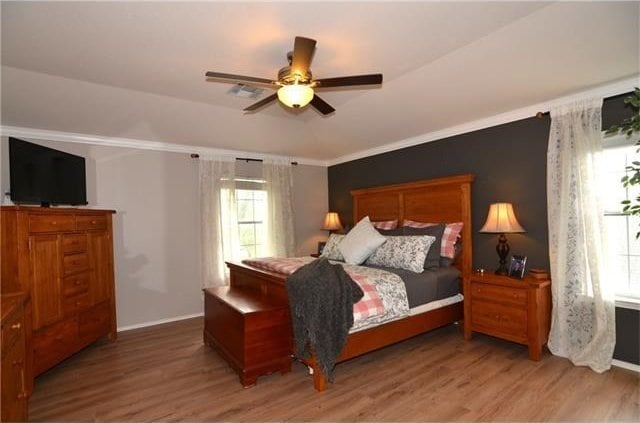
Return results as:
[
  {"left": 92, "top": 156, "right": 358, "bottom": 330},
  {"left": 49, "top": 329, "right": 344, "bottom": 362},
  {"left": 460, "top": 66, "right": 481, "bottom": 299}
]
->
[
  {"left": 471, "top": 283, "right": 526, "bottom": 306},
  {"left": 471, "top": 300, "right": 527, "bottom": 343}
]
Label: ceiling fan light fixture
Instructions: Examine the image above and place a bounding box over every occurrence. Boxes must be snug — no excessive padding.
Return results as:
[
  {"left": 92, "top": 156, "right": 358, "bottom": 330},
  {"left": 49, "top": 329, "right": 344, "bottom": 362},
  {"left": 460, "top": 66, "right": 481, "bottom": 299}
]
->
[{"left": 277, "top": 83, "right": 314, "bottom": 108}]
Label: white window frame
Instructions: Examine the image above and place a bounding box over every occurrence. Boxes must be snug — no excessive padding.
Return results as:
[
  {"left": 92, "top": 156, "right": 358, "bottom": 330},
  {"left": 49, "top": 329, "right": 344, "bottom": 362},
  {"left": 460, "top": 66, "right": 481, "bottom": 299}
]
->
[{"left": 601, "top": 132, "right": 640, "bottom": 310}]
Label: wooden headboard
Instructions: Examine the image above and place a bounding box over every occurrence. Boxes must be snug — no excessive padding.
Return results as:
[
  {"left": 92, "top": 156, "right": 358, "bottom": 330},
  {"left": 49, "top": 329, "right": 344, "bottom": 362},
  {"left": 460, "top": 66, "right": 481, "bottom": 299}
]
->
[{"left": 351, "top": 174, "right": 474, "bottom": 278}]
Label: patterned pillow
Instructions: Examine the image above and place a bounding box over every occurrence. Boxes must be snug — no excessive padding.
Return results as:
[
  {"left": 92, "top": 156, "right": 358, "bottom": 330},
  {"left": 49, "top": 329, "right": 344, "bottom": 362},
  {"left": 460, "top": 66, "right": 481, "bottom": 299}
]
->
[
  {"left": 338, "top": 216, "right": 387, "bottom": 265},
  {"left": 365, "top": 235, "right": 435, "bottom": 273},
  {"left": 402, "top": 223, "right": 446, "bottom": 268},
  {"left": 371, "top": 219, "right": 398, "bottom": 230},
  {"left": 403, "top": 220, "right": 464, "bottom": 259},
  {"left": 320, "top": 234, "right": 345, "bottom": 261}
]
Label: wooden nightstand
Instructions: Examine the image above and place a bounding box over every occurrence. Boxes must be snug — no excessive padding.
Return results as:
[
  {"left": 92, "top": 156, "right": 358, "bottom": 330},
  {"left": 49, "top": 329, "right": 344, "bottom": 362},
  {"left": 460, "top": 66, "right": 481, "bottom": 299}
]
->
[{"left": 464, "top": 273, "right": 551, "bottom": 360}]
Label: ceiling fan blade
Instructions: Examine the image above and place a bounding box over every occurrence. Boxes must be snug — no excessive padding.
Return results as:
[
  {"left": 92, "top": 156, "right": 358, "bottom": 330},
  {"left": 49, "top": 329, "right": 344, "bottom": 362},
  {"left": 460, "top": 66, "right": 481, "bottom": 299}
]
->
[
  {"left": 243, "top": 93, "right": 278, "bottom": 112},
  {"left": 291, "top": 37, "right": 317, "bottom": 77},
  {"left": 315, "top": 74, "right": 383, "bottom": 88},
  {"left": 205, "top": 71, "right": 275, "bottom": 86},
  {"left": 310, "top": 94, "right": 335, "bottom": 115}
]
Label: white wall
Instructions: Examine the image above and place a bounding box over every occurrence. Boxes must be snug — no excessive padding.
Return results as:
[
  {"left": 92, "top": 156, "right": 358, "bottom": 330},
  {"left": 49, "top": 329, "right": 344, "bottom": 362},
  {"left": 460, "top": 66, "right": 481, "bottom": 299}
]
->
[{"left": 0, "top": 137, "right": 328, "bottom": 329}]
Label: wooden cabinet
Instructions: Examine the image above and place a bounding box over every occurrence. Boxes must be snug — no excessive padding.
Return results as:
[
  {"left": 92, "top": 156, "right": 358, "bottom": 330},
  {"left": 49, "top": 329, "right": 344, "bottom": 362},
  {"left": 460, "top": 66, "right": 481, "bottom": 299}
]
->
[
  {"left": 1, "top": 293, "right": 28, "bottom": 422},
  {"left": 464, "top": 272, "right": 551, "bottom": 360},
  {"left": 203, "top": 287, "right": 292, "bottom": 387},
  {"left": 1, "top": 206, "right": 117, "bottom": 382}
]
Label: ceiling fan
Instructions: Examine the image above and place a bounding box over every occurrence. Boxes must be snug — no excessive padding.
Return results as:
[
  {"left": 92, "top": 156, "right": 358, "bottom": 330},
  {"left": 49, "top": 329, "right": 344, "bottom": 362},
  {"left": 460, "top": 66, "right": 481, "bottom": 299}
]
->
[{"left": 205, "top": 36, "right": 383, "bottom": 115}]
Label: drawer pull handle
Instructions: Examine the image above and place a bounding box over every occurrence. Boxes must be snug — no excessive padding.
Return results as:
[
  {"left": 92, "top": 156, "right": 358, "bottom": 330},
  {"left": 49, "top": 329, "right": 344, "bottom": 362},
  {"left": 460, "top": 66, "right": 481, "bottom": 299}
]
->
[
  {"left": 11, "top": 322, "right": 21, "bottom": 330},
  {"left": 17, "top": 393, "right": 28, "bottom": 400},
  {"left": 91, "top": 220, "right": 97, "bottom": 224},
  {"left": 76, "top": 301, "right": 82, "bottom": 306},
  {"left": 51, "top": 221, "right": 57, "bottom": 225},
  {"left": 75, "top": 280, "right": 81, "bottom": 285},
  {"left": 55, "top": 336, "right": 64, "bottom": 341},
  {"left": 12, "top": 359, "right": 23, "bottom": 366}
]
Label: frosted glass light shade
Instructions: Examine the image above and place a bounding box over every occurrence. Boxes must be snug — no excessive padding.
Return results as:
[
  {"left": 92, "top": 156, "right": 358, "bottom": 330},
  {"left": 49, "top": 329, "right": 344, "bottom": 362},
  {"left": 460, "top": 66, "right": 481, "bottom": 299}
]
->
[
  {"left": 322, "top": 212, "right": 343, "bottom": 231},
  {"left": 479, "top": 203, "right": 525, "bottom": 233},
  {"left": 277, "top": 84, "right": 314, "bottom": 108}
]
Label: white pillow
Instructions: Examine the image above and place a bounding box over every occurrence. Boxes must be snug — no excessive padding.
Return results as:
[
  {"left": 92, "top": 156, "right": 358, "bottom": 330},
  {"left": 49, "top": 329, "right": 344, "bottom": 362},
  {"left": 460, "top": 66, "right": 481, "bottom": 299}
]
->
[
  {"left": 338, "top": 216, "right": 387, "bottom": 265},
  {"left": 365, "top": 235, "right": 435, "bottom": 273}
]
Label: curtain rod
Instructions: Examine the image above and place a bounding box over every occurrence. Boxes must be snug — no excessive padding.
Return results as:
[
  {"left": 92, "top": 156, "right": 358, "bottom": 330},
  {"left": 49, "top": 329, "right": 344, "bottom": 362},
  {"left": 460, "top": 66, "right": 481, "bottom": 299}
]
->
[{"left": 190, "top": 153, "right": 298, "bottom": 165}]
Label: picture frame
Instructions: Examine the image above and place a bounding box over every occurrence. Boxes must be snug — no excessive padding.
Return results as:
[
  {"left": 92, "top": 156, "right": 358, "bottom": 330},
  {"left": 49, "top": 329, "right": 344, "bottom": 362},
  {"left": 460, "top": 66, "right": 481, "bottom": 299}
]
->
[
  {"left": 317, "top": 241, "right": 326, "bottom": 256},
  {"left": 509, "top": 254, "right": 527, "bottom": 279}
]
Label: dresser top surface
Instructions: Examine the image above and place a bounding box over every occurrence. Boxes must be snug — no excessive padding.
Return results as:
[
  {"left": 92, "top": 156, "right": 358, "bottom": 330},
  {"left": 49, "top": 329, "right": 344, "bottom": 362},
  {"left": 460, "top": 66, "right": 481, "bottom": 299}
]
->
[{"left": 1, "top": 206, "right": 115, "bottom": 214}]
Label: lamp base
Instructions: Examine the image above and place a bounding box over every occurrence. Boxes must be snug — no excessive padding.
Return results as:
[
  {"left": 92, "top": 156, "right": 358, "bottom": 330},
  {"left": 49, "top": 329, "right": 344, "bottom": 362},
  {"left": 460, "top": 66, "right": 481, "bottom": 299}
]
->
[
  {"left": 494, "top": 233, "right": 510, "bottom": 276},
  {"left": 495, "top": 265, "right": 509, "bottom": 276}
]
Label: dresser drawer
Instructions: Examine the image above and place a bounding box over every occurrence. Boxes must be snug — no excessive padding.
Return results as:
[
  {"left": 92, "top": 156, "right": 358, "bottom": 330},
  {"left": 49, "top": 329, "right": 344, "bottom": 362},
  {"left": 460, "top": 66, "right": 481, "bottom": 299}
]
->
[
  {"left": 471, "top": 300, "right": 527, "bottom": 343},
  {"left": 63, "top": 292, "right": 91, "bottom": 316},
  {"left": 29, "top": 214, "right": 75, "bottom": 233},
  {"left": 76, "top": 214, "right": 107, "bottom": 231},
  {"left": 472, "top": 283, "right": 526, "bottom": 306},
  {"left": 62, "top": 234, "right": 87, "bottom": 254},
  {"left": 63, "top": 273, "right": 90, "bottom": 297},
  {"left": 33, "top": 317, "right": 79, "bottom": 375},
  {"left": 63, "top": 253, "right": 89, "bottom": 275},
  {"left": 1, "top": 306, "right": 24, "bottom": 352}
]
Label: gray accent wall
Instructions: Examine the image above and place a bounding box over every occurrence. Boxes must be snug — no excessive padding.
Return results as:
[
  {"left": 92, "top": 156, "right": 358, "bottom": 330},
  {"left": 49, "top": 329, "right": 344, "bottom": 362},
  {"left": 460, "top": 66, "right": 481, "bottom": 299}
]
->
[{"left": 328, "top": 94, "right": 639, "bottom": 365}]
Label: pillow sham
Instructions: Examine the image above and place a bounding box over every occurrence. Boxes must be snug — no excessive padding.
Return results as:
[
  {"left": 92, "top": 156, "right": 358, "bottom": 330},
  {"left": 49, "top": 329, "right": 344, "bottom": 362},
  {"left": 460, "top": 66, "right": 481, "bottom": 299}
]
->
[
  {"left": 365, "top": 235, "right": 435, "bottom": 273},
  {"left": 320, "top": 234, "right": 345, "bottom": 261},
  {"left": 403, "top": 220, "right": 464, "bottom": 259},
  {"left": 402, "top": 223, "right": 446, "bottom": 268},
  {"left": 338, "top": 216, "right": 387, "bottom": 265},
  {"left": 439, "top": 241, "right": 462, "bottom": 266},
  {"left": 376, "top": 227, "right": 403, "bottom": 236},
  {"left": 371, "top": 219, "right": 398, "bottom": 230}
]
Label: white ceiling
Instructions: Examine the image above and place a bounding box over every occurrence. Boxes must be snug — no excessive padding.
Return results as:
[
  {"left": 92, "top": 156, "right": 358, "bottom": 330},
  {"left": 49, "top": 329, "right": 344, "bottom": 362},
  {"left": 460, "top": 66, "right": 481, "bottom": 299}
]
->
[{"left": 2, "top": 1, "right": 639, "bottom": 162}]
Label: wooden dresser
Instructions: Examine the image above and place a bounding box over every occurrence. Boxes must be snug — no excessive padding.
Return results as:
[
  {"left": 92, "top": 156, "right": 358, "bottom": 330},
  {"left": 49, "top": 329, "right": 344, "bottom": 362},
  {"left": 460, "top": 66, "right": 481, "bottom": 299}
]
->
[
  {"left": 1, "top": 206, "right": 117, "bottom": 380},
  {"left": 463, "top": 272, "right": 551, "bottom": 360},
  {"left": 1, "top": 293, "right": 28, "bottom": 422}
]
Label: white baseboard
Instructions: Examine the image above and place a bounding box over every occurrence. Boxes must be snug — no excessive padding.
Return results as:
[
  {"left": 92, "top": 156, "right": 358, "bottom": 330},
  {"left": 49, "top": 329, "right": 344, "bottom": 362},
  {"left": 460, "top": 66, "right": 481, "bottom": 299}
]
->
[
  {"left": 612, "top": 359, "right": 640, "bottom": 373},
  {"left": 117, "top": 312, "right": 203, "bottom": 332}
]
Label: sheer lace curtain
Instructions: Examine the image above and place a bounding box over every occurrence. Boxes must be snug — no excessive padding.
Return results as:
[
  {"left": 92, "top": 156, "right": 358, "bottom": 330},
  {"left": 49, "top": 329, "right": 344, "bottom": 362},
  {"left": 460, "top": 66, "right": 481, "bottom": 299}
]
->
[
  {"left": 199, "top": 156, "right": 240, "bottom": 288},
  {"left": 546, "top": 98, "right": 615, "bottom": 373},
  {"left": 263, "top": 158, "right": 295, "bottom": 257}
]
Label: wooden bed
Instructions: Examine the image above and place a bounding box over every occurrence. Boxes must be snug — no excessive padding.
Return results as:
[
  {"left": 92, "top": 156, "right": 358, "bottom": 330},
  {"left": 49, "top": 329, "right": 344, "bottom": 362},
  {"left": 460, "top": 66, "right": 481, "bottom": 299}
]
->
[{"left": 223, "top": 174, "right": 474, "bottom": 391}]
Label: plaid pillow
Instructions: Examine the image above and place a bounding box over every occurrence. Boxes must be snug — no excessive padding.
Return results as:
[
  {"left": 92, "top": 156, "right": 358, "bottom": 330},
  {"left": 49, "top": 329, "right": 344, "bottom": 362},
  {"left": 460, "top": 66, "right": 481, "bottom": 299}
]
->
[
  {"left": 371, "top": 219, "right": 398, "bottom": 230},
  {"left": 403, "top": 220, "right": 463, "bottom": 259}
]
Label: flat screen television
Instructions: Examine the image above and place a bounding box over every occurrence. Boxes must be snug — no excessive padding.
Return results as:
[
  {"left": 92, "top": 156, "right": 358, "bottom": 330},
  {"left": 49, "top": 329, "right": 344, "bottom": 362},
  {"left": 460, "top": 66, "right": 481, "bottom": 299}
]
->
[{"left": 9, "top": 137, "right": 88, "bottom": 207}]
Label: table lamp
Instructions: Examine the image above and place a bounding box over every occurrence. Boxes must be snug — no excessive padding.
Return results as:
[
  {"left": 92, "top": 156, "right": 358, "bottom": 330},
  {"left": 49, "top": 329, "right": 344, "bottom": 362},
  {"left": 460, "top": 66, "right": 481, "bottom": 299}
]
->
[
  {"left": 322, "top": 212, "right": 343, "bottom": 234},
  {"left": 479, "top": 203, "right": 525, "bottom": 275}
]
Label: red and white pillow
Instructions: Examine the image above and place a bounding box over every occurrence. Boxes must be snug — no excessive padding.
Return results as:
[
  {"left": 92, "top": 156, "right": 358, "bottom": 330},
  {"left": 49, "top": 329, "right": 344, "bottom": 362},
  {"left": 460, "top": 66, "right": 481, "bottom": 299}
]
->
[
  {"left": 371, "top": 219, "right": 398, "bottom": 230},
  {"left": 402, "top": 220, "right": 463, "bottom": 259}
]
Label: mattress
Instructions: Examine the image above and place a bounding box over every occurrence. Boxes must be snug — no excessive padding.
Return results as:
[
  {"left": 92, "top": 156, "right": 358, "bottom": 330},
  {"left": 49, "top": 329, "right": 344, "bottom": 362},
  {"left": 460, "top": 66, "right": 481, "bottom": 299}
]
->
[{"left": 366, "top": 265, "right": 461, "bottom": 308}]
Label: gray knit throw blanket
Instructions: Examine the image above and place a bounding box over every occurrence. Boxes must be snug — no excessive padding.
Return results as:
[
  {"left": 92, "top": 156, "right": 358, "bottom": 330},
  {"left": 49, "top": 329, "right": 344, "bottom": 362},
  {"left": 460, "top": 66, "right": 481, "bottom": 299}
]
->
[{"left": 286, "top": 258, "right": 364, "bottom": 382}]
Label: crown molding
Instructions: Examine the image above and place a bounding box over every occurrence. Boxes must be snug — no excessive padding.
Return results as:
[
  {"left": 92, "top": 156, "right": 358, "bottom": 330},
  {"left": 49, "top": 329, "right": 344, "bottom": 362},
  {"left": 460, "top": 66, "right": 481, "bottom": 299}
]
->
[
  {"left": 0, "top": 125, "right": 329, "bottom": 167},
  {"left": 2, "top": 76, "right": 637, "bottom": 168},
  {"left": 327, "top": 76, "right": 639, "bottom": 166}
]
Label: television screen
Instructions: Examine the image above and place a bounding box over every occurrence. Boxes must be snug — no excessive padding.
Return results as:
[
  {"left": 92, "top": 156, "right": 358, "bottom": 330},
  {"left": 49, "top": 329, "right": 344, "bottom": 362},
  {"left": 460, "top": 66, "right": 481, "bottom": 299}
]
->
[{"left": 9, "top": 138, "right": 87, "bottom": 206}]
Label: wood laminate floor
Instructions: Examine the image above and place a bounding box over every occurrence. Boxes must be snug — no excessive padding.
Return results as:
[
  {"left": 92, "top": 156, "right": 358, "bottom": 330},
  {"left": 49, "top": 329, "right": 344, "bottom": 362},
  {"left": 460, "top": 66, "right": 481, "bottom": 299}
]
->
[{"left": 29, "top": 317, "right": 639, "bottom": 422}]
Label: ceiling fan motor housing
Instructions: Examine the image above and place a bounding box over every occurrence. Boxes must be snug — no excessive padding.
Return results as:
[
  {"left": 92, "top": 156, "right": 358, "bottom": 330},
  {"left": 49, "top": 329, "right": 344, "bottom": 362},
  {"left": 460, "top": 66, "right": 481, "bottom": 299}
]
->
[{"left": 278, "top": 66, "right": 312, "bottom": 85}]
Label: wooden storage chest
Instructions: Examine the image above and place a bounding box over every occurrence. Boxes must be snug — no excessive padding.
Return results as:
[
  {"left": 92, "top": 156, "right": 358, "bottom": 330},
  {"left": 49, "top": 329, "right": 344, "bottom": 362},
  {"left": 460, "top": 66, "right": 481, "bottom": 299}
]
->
[{"left": 203, "top": 287, "right": 292, "bottom": 387}]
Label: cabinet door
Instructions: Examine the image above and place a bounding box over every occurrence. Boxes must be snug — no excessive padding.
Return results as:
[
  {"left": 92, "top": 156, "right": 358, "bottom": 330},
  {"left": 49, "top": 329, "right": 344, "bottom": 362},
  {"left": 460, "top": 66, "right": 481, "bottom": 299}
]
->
[
  {"left": 30, "top": 235, "right": 62, "bottom": 330},
  {"left": 88, "top": 231, "right": 113, "bottom": 305}
]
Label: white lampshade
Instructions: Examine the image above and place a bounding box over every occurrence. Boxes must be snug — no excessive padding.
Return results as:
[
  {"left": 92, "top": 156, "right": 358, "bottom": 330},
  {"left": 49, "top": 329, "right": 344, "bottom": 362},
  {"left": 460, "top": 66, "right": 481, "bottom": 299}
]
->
[
  {"left": 322, "top": 212, "right": 343, "bottom": 231},
  {"left": 479, "top": 203, "right": 525, "bottom": 233},
  {"left": 277, "top": 83, "right": 314, "bottom": 108}
]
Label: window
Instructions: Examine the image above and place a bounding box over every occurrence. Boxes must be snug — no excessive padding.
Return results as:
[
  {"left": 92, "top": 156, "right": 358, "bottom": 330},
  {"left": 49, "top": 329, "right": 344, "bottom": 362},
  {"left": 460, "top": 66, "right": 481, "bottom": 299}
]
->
[
  {"left": 602, "top": 140, "right": 640, "bottom": 301},
  {"left": 236, "top": 188, "right": 267, "bottom": 259},
  {"left": 220, "top": 178, "right": 268, "bottom": 260}
]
